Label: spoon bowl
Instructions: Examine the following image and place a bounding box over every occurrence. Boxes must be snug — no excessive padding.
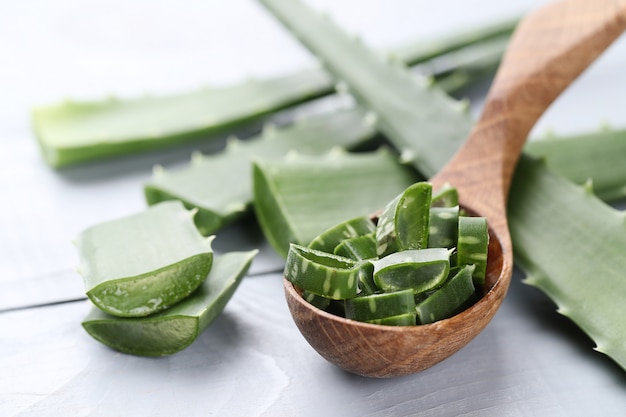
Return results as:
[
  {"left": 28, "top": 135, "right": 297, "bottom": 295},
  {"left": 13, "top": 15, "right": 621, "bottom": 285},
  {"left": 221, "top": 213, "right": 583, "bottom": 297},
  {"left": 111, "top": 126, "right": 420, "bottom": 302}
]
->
[{"left": 285, "top": 0, "right": 626, "bottom": 377}]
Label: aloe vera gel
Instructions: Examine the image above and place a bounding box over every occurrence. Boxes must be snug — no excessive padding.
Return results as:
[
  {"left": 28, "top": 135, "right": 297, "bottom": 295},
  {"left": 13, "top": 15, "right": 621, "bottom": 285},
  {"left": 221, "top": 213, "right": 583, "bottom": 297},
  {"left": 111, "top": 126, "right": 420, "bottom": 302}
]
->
[{"left": 284, "top": 182, "right": 488, "bottom": 325}]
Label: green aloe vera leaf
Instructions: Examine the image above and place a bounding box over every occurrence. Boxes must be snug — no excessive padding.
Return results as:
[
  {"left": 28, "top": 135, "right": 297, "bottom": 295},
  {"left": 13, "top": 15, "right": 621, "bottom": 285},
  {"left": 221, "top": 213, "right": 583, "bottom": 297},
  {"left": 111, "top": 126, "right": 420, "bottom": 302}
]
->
[
  {"left": 284, "top": 244, "right": 363, "bottom": 300},
  {"left": 307, "top": 215, "right": 376, "bottom": 252},
  {"left": 145, "top": 109, "right": 377, "bottom": 236},
  {"left": 366, "top": 312, "right": 417, "bottom": 326},
  {"left": 252, "top": 148, "right": 420, "bottom": 258},
  {"left": 509, "top": 155, "right": 626, "bottom": 370},
  {"left": 376, "top": 181, "right": 432, "bottom": 257},
  {"left": 258, "top": 0, "right": 474, "bottom": 178},
  {"left": 82, "top": 250, "right": 257, "bottom": 357},
  {"left": 32, "top": 14, "right": 513, "bottom": 168},
  {"left": 428, "top": 206, "right": 460, "bottom": 250},
  {"left": 32, "top": 69, "right": 332, "bottom": 168},
  {"left": 302, "top": 290, "right": 332, "bottom": 311},
  {"left": 333, "top": 232, "right": 378, "bottom": 261},
  {"left": 372, "top": 248, "right": 450, "bottom": 294},
  {"left": 345, "top": 288, "right": 416, "bottom": 322},
  {"left": 77, "top": 201, "right": 214, "bottom": 317},
  {"left": 416, "top": 264, "right": 477, "bottom": 325},
  {"left": 457, "top": 216, "right": 489, "bottom": 287},
  {"left": 525, "top": 126, "right": 626, "bottom": 202}
]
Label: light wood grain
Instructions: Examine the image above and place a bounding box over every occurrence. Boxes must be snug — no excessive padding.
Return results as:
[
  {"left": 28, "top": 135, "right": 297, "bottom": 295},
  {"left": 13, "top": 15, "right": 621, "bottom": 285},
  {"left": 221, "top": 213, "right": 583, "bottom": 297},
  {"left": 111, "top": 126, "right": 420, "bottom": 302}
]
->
[{"left": 285, "top": 0, "right": 626, "bottom": 377}]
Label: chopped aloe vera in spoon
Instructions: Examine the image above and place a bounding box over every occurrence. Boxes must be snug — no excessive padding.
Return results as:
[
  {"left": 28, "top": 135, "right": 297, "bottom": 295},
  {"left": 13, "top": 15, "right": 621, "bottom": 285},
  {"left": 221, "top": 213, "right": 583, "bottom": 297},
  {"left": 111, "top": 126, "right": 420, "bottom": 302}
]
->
[
  {"left": 372, "top": 248, "right": 451, "bottom": 295},
  {"left": 284, "top": 244, "right": 364, "bottom": 299},
  {"left": 82, "top": 250, "right": 257, "bottom": 356},
  {"left": 77, "top": 201, "right": 214, "bottom": 317},
  {"left": 428, "top": 206, "right": 459, "bottom": 250},
  {"left": 308, "top": 215, "right": 376, "bottom": 253},
  {"left": 376, "top": 181, "right": 432, "bottom": 257},
  {"left": 457, "top": 216, "right": 489, "bottom": 287},
  {"left": 416, "top": 264, "right": 477, "bottom": 324},
  {"left": 345, "top": 288, "right": 415, "bottom": 322}
]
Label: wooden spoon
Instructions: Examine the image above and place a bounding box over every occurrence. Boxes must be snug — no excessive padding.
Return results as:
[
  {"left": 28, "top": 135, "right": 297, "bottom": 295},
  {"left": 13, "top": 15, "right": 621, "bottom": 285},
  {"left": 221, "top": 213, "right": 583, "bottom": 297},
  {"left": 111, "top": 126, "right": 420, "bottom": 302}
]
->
[{"left": 284, "top": 0, "right": 626, "bottom": 378}]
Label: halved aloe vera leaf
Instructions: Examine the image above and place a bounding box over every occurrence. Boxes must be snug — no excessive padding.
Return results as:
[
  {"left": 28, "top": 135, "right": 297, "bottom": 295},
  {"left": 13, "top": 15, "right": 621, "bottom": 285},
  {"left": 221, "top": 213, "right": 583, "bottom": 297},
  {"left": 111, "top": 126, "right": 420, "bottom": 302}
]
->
[
  {"left": 345, "top": 289, "right": 415, "bottom": 322},
  {"left": 456, "top": 216, "right": 489, "bottom": 287},
  {"left": 253, "top": 148, "right": 420, "bottom": 258},
  {"left": 77, "top": 201, "right": 214, "bottom": 317},
  {"left": 416, "top": 264, "right": 477, "bottom": 324},
  {"left": 82, "top": 250, "right": 257, "bottom": 356},
  {"left": 284, "top": 244, "right": 363, "bottom": 299},
  {"left": 144, "top": 109, "right": 377, "bottom": 236},
  {"left": 428, "top": 206, "right": 459, "bottom": 249},
  {"left": 307, "top": 215, "right": 376, "bottom": 253},
  {"left": 431, "top": 183, "right": 459, "bottom": 207},
  {"left": 372, "top": 248, "right": 450, "bottom": 294},
  {"left": 376, "top": 182, "right": 432, "bottom": 257}
]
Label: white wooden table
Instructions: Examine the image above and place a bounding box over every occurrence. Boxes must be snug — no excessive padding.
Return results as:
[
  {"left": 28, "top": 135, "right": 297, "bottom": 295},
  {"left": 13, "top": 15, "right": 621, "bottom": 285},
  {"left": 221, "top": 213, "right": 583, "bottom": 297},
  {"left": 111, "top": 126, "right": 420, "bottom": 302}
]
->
[{"left": 2, "top": 1, "right": 626, "bottom": 415}]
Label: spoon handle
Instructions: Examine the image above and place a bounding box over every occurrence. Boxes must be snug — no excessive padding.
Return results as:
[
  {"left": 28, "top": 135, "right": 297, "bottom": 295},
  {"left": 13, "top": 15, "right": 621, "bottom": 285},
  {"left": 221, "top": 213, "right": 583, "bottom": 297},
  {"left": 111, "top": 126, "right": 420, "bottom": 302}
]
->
[{"left": 434, "top": 0, "right": 626, "bottom": 230}]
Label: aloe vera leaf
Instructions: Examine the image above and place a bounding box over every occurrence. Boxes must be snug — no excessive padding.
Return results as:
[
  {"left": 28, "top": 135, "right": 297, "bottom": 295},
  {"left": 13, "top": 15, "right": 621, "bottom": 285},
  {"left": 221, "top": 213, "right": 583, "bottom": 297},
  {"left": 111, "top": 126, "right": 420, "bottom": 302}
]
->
[
  {"left": 376, "top": 182, "right": 432, "bottom": 257},
  {"left": 32, "top": 69, "right": 333, "bottom": 168},
  {"left": 431, "top": 184, "right": 460, "bottom": 207},
  {"left": 258, "top": 0, "right": 474, "bottom": 178},
  {"left": 366, "top": 312, "right": 417, "bottom": 326},
  {"left": 144, "top": 109, "right": 377, "bottom": 236},
  {"left": 416, "top": 264, "right": 477, "bottom": 325},
  {"left": 345, "top": 288, "right": 416, "bottom": 322},
  {"left": 284, "top": 244, "right": 362, "bottom": 299},
  {"left": 456, "top": 216, "right": 489, "bottom": 287},
  {"left": 525, "top": 126, "right": 626, "bottom": 202},
  {"left": 82, "top": 250, "right": 257, "bottom": 357},
  {"left": 333, "top": 232, "right": 378, "bottom": 261},
  {"left": 509, "top": 155, "right": 626, "bottom": 370},
  {"left": 77, "top": 201, "right": 214, "bottom": 317},
  {"left": 252, "top": 148, "right": 420, "bottom": 258},
  {"left": 307, "top": 215, "right": 376, "bottom": 253},
  {"left": 372, "top": 248, "right": 450, "bottom": 294},
  {"left": 32, "top": 15, "right": 512, "bottom": 168}
]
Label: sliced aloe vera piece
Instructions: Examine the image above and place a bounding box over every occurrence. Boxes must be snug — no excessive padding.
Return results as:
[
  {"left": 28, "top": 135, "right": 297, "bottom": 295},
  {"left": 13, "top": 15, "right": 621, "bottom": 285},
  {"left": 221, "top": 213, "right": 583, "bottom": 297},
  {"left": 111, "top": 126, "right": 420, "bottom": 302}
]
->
[
  {"left": 525, "top": 126, "right": 626, "bottom": 202},
  {"left": 366, "top": 312, "right": 417, "bottom": 326},
  {"left": 82, "top": 250, "right": 257, "bottom": 356},
  {"left": 253, "top": 148, "right": 420, "bottom": 258},
  {"left": 345, "top": 288, "right": 415, "bottom": 322},
  {"left": 333, "top": 232, "right": 377, "bottom": 261},
  {"left": 416, "top": 264, "right": 477, "bottom": 325},
  {"left": 457, "top": 216, "right": 489, "bottom": 287},
  {"left": 259, "top": 0, "right": 474, "bottom": 178},
  {"left": 431, "top": 183, "right": 459, "bottom": 207},
  {"left": 428, "top": 206, "right": 459, "bottom": 249},
  {"left": 376, "top": 182, "right": 432, "bottom": 257},
  {"left": 307, "top": 215, "right": 376, "bottom": 253},
  {"left": 145, "top": 109, "right": 377, "bottom": 236},
  {"left": 372, "top": 248, "right": 450, "bottom": 294},
  {"left": 284, "top": 244, "right": 363, "bottom": 299},
  {"left": 77, "top": 201, "right": 214, "bottom": 317}
]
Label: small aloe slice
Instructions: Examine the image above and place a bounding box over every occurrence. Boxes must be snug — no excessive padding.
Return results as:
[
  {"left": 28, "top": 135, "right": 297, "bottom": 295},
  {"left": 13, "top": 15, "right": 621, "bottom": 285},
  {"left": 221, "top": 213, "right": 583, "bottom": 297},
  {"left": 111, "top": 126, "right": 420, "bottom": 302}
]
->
[
  {"left": 333, "top": 232, "right": 378, "bottom": 261},
  {"left": 284, "top": 244, "right": 362, "bottom": 299},
  {"left": 428, "top": 206, "right": 460, "bottom": 249},
  {"left": 376, "top": 181, "right": 432, "bottom": 257},
  {"left": 82, "top": 250, "right": 257, "bottom": 356},
  {"left": 145, "top": 109, "right": 377, "bottom": 236},
  {"left": 366, "top": 312, "right": 417, "bottom": 326},
  {"left": 431, "top": 183, "right": 459, "bottom": 207},
  {"left": 77, "top": 201, "right": 214, "bottom": 317},
  {"left": 345, "top": 288, "right": 415, "bottom": 322},
  {"left": 372, "top": 248, "right": 450, "bottom": 294},
  {"left": 252, "top": 148, "right": 420, "bottom": 258},
  {"left": 307, "top": 215, "right": 376, "bottom": 253},
  {"left": 456, "top": 216, "right": 489, "bottom": 287},
  {"left": 415, "top": 264, "right": 477, "bottom": 324}
]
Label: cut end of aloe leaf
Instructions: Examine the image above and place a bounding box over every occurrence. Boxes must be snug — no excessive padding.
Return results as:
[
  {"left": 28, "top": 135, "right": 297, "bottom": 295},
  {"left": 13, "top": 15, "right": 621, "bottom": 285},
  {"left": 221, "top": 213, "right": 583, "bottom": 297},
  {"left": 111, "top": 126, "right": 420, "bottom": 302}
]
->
[
  {"left": 82, "top": 250, "right": 257, "bottom": 356},
  {"left": 77, "top": 201, "right": 215, "bottom": 317}
]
